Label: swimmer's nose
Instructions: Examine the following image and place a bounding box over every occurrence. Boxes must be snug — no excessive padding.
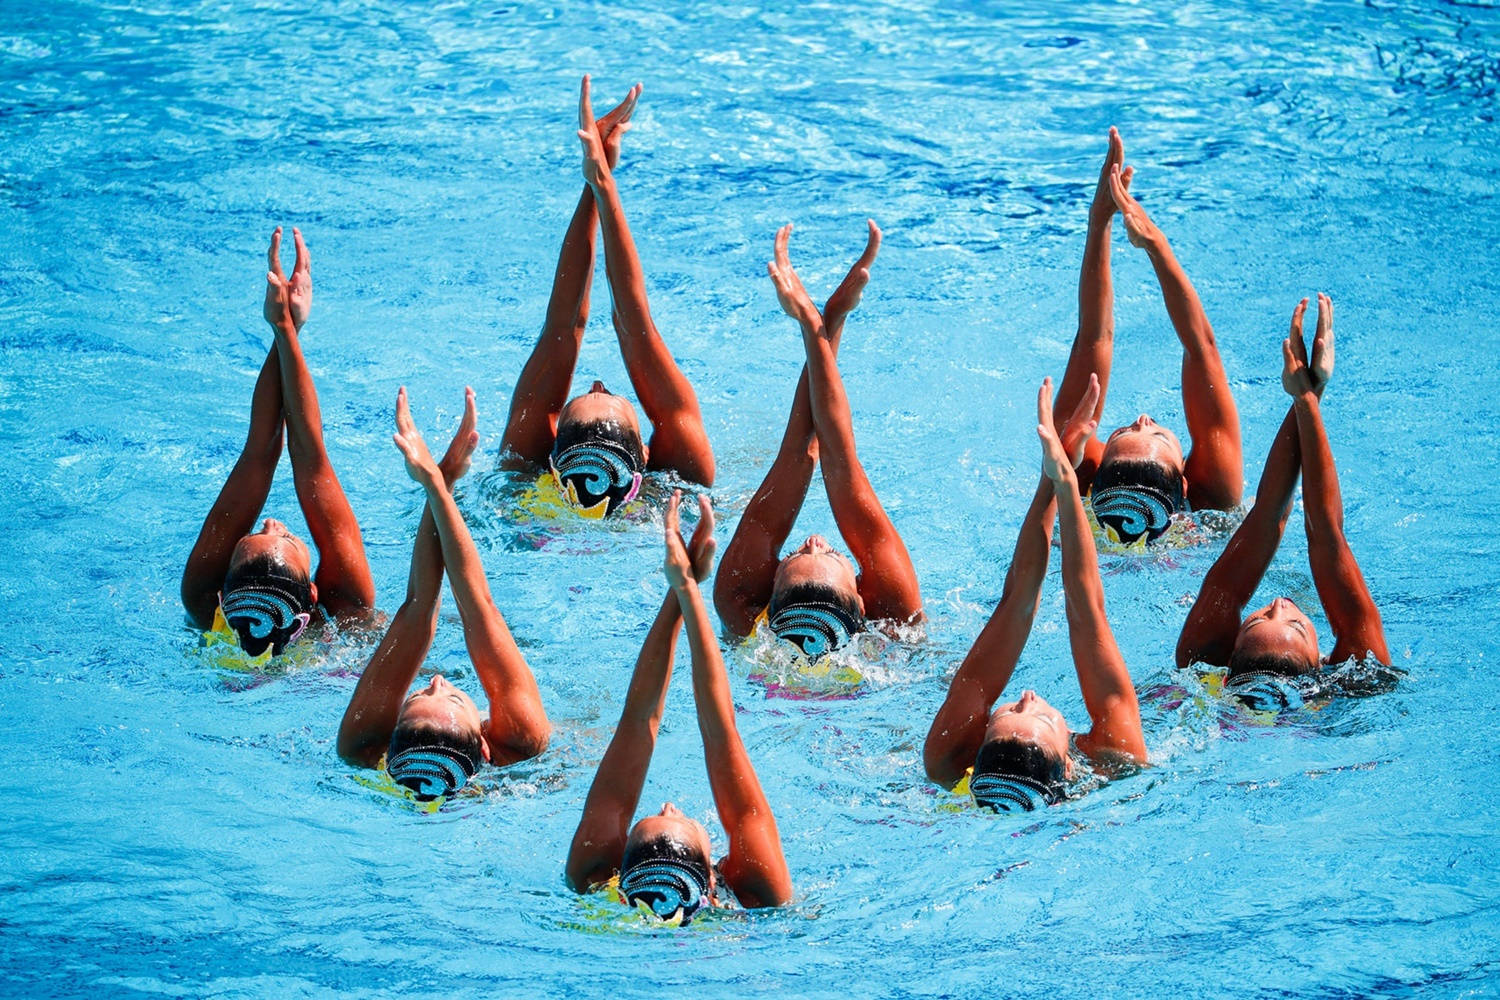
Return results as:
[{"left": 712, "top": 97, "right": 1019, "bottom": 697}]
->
[
  {"left": 1132, "top": 414, "right": 1155, "bottom": 429},
  {"left": 1270, "top": 597, "right": 1295, "bottom": 618},
  {"left": 261, "top": 517, "right": 283, "bottom": 534},
  {"left": 590, "top": 380, "right": 609, "bottom": 394},
  {"left": 659, "top": 802, "right": 682, "bottom": 818},
  {"left": 428, "top": 674, "right": 450, "bottom": 693},
  {"left": 1017, "top": 689, "right": 1038, "bottom": 709},
  {"left": 804, "top": 534, "right": 830, "bottom": 552}
]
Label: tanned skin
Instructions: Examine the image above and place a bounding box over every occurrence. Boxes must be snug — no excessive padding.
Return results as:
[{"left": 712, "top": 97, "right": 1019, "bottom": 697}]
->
[
  {"left": 1176, "top": 295, "right": 1389, "bottom": 671},
  {"left": 568, "top": 492, "right": 792, "bottom": 909},
  {"left": 714, "top": 222, "right": 921, "bottom": 636},
  {"left": 181, "top": 227, "right": 373, "bottom": 630},
  {"left": 500, "top": 78, "right": 713, "bottom": 486},
  {"left": 337, "top": 389, "right": 550, "bottom": 770},
  {"left": 1055, "top": 129, "right": 1243, "bottom": 511},
  {"left": 925, "top": 375, "right": 1147, "bottom": 788}
]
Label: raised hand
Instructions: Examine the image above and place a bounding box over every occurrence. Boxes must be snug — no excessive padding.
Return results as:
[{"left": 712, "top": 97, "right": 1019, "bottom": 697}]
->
[
  {"left": 686, "top": 492, "right": 716, "bottom": 583},
  {"left": 1311, "top": 292, "right": 1335, "bottom": 390},
  {"left": 286, "top": 228, "right": 312, "bottom": 330},
  {"left": 263, "top": 226, "right": 312, "bottom": 330},
  {"left": 577, "top": 75, "right": 610, "bottom": 186},
  {"left": 596, "top": 82, "right": 641, "bottom": 170},
  {"left": 1091, "top": 128, "right": 1132, "bottom": 223},
  {"left": 1036, "top": 378, "right": 1075, "bottom": 484},
  {"left": 1058, "top": 372, "right": 1102, "bottom": 469},
  {"left": 663, "top": 489, "right": 696, "bottom": 590},
  {"left": 1282, "top": 301, "right": 1317, "bottom": 398},
  {"left": 766, "top": 224, "right": 821, "bottom": 329},
  {"left": 438, "top": 386, "right": 480, "bottom": 487},
  {"left": 1109, "top": 163, "right": 1159, "bottom": 250},
  {"left": 823, "top": 219, "right": 881, "bottom": 330},
  {"left": 263, "top": 260, "right": 294, "bottom": 330},
  {"left": 393, "top": 387, "right": 442, "bottom": 488}
]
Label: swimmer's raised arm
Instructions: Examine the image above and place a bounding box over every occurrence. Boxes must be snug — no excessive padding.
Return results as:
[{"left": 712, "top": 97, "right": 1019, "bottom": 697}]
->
[
  {"left": 181, "top": 356, "right": 285, "bottom": 628},
  {"left": 666, "top": 492, "right": 791, "bottom": 908},
  {"left": 768, "top": 224, "right": 922, "bottom": 625},
  {"left": 337, "top": 393, "right": 479, "bottom": 768},
  {"left": 1110, "top": 164, "right": 1243, "bottom": 510},
  {"left": 923, "top": 376, "right": 1101, "bottom": 786},
  {"left": 577, "top": 76, "right": 715, "bottom": 486},
  {"left": 566, "top": 493, "right": 714, "bottom": 892},
  {"left": 1284, "top": 301, "right": 1389, "bottom": 666},
  {"left": 1176, "top": 298, "right": 1327, "bottom": 669},
  {"left": 1038, "top": 379, "right": 1146, "bottom": 765},
  {"left": 394, "top": 389, "right": 551, "bottom": 764},
  {"left": 264, "top": 232, "right": 374, "bottom": 621},
  {"left": 714, "top": 222, "right": 879, "bottom": 636},
  {"left": 181, "top": 229, "right": 310, "bottom": 627},
  {"left": 501, "top": 85, "right": 641, "bottom": 467},
  {"left": 1056, "top": 129, "right": 1128, "bottom": 489}
]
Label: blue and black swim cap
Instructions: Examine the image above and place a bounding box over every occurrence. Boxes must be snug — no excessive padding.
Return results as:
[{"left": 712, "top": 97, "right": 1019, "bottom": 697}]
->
[
  {"left": 220, "top": 553, "right": 314, "bottom": 657},
  {"left": 549, "top": 418, "right": 646, "bottom": 519},
  {"left": 1090, "top": 458, "right": 1187, "bottom": 545},
  {"left": 767, "top": 581, "right": 864, "bottom": 659},
  {"left": 971, "top": 736, "right": 1066, "bottom": 813}
]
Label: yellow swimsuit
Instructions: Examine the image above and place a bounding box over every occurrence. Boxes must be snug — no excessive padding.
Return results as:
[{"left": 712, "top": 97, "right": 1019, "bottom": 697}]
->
[
  {"left": 746, "top": 608, "right": 866, "bottom": 695},
  {"left": 197, "top": 605, "right": 316, "bottom": 673}
]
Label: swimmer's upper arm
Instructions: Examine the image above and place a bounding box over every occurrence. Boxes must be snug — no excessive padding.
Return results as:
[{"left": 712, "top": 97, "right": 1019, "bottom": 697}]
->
[
  {"left": 565, "top": 805, "right": 630, "bottom": 894},
  {"left": 1314, "top": 535, "right": 1391, "bottom": 667}
]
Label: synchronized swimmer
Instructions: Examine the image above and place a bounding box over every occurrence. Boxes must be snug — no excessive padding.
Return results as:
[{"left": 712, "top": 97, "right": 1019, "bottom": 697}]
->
[{"left": 182, "top": 77, "right": 1392, "bottom": 923}]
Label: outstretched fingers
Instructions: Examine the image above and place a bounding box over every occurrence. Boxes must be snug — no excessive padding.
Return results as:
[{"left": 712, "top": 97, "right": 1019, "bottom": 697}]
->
[
  {"left": 267, "top": 226, "right": 285, "bottom": 278},
  {"left": 1060, "top": 372, "right": 1102, "bottom": 467},
  {"left": 291, "top": 227, "right": 310, "bottom": 279},
  {"left": 1287, "top": 297, "right": 1311, "bottom": 365},
  {"left": 578, "top": 74, "right": 595, "bottom": 132},
  {"left": 1109, "top": 163, "right": 1138, "bottom": 212},
  {"left": 688, "top": 493, "right": 716, "bottom": 582},
  {"left": 439, "top": 386, "right": 481, "bottom": 483},
  {"left": 1036, "top": 378, "right": 1071, "bottom": 480},
  {"left": 1312, "top": 292, "right": 1335, "bottom": 388}
]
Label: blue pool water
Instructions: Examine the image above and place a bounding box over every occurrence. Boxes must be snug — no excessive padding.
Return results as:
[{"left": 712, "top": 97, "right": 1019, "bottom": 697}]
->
[{"left": 3, "top": 1, "right": 1499, "bottom": 996}]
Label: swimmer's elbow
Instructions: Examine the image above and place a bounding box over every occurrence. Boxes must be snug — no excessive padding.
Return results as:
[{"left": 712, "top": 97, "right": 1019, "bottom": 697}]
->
[{"left": 921, "top": 730, "right": 964, "bottom": 788}]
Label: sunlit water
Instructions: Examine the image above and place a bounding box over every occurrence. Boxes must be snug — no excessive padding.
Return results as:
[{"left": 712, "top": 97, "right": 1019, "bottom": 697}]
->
[{"left": 3, "top": 1, "right": 1498, "bottom": 996}]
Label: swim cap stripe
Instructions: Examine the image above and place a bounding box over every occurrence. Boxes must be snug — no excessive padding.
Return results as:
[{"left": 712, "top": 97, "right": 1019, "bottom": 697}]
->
[
  {"left": 619, "top": 857, "right": 710, "bottom": 923},
  {"left": 1091, "top": 484, "right": 1177, "bottom": 545},
  {"left": 386, "top": 745, "right": 478, "bottom": 800},
  {"left": 768, "top": 601, "right": 861, "bottom": 659},
  {"left": 1225, "top": 671, "right": 1305, "bottom": 713},
  {"left": 549, "top": 440, "right": 644, "bottom": 518},
  {"left": 969, "top": 772, "right": 1058, "bottom": 813},
  {"left": 221, "top": 583, "right": 310, "bottom": 644}
]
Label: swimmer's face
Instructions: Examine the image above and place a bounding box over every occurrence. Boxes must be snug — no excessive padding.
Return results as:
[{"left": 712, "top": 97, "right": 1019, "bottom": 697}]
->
[
  {"left": 773, "top": 536, "right": 863, "bottom": 610},
  {"left": 985, "top": 690, "right": 1072, "bottom": 776},
  {"left": 230, "top": 519, "right": 314, "bottom": 580},
  {"left": 1101, "top": 416, "right": 1184, "bottom": 476},
  {"left": 627, "top": 805, "right": 716, "bottom": 890},
  {"left": 559, "top": 382, "right": 647, "bottom": 456},
  {"left": 1234, "top": 597, "right": 1320, "bottom": 675},
  {"left": 398, "top": 674, "right": 490, "bottom": 761}
]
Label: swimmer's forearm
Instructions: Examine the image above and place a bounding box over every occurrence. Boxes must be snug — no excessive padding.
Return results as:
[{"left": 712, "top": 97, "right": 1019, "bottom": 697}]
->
[
  {"left": 799, "top": 324, "right": 861, "bottom": 468},
  {"left": 1054, "top": 471, "right": 1112, "bottom": 651},
  {"left": 674, "top": 577, "right": 737, "bottom": 745},
  {"left": 619, "top": 592, "right": 683, "bottom": 729},
  {"left": 268, "top": 319, "right": 326, "bottom": 459},
  {"left": 1144, "top": 237, "right": 1216, "bottom": 351},
  {"left": 542, "top": 186, "right": 599, "bottom": 335},
  {"left": 589, "top": 174, "right": 648, "bottom": 326},
  {"left": 1292, "top": 391, "right": 1343, "bottom": 539},
  {"left": 419, "top": 477, "right": 496, "bottom": 612}
]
